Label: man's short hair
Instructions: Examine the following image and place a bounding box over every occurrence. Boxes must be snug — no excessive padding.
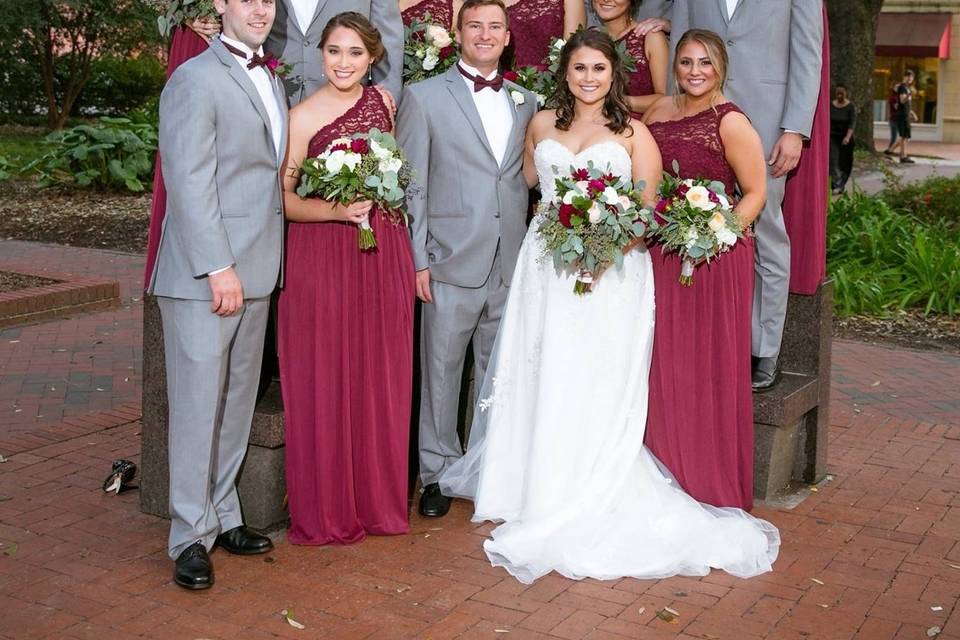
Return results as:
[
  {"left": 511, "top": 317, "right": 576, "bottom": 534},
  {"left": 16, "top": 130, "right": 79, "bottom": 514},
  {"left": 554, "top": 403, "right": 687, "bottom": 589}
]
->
[{"left": 456, "top": 0, "right": 509, "bottom": 31}]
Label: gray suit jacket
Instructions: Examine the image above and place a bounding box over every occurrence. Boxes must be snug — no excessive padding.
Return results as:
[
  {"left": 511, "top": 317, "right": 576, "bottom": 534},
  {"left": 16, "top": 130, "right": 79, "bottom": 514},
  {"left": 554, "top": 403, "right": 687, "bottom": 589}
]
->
[
  {"left": 266, "top": 0, "right": 403, "bottom": 105},
  {"left": 396, "top": 65, "right": 536, "bottom": 288},
  {"left": 669, "top": 0, "right": 823, "bottom": 152},
  {"left": 148, "top": 38, "right": 287, "bottom": 301}
]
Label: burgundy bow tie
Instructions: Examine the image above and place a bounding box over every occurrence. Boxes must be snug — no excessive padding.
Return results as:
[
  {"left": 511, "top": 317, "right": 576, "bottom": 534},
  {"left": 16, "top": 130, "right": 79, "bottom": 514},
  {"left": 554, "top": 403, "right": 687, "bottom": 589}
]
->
[
  {"left": 457, "top": 64, "right": 503, "bottom": 92},
  {"left": 221, "top": 40, "right": 277, "bottom": 74}
]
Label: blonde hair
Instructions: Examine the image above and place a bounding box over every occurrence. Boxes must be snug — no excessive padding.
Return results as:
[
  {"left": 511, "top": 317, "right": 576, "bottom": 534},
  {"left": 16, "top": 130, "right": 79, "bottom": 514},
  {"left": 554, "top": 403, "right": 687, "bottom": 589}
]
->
[{"left": 672, "top": 29, "right": 728, "bottom": 110}]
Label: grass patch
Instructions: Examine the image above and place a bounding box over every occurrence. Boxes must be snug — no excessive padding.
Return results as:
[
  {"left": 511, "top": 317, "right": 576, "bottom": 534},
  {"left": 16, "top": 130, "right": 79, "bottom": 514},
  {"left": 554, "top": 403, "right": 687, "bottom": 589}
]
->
[{"left": 0, "top": 126, "right": 52, "bottom": 176}]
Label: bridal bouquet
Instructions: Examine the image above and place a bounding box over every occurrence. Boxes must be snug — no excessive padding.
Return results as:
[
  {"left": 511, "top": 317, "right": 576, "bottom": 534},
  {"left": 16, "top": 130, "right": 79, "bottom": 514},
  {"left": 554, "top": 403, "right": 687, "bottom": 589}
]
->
[
  {"left": 403, "top": 14, "right": 458, "bottom": 84},
  {"left": 505, "top": 37, "right": 565, "bottom": 108},
  {"left": 651, "top": 161, "right": 743, "bottom": 286},
  {"left": 296, "top": 128, "right": 410, "bottom": 250},
  {"left": 153, "top": 0, "right": 217, "bottom": 37},
  {"left": 537, "top": 162, "right": 655, "bottom": 294}
]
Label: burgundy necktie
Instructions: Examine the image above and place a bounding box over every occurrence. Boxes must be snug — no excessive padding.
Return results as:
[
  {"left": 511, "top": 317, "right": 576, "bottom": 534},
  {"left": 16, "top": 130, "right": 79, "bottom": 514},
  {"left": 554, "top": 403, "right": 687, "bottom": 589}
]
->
[
  {"left": 221, "top": 40, "right": 277, "bottom": 74},
  {"left": 457, "top": 64, "right": 503, "bottom": 92}
]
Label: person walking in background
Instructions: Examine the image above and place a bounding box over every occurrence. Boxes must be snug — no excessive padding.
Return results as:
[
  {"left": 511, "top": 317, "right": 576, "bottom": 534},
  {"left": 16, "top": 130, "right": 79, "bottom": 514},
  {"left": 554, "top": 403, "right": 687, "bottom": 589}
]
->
[
  {"left": 883, "top": 82, "right": 899, "bottom": 155},
  {"left": 892, "top": 70, "right": 917, "bottom": 164},
  {"left": 829, "top": 84, "right": 855, "bottom": 195}
]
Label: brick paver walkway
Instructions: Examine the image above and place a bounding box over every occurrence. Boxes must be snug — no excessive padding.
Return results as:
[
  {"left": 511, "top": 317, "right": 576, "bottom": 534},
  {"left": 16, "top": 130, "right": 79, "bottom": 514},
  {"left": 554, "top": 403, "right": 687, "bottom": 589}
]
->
[{"left": 1, "top": 239, "right": 958, "bottom": 640}]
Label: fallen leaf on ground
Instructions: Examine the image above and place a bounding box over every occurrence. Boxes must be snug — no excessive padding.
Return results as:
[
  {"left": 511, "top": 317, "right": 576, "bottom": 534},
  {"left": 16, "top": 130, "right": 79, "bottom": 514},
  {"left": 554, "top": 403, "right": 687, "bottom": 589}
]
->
[
  {"left": 932, "top": 606, "right": 943, "bottom": 611},
  {"left": 928, "top": 627, "right": 941, "bottom": 637},
  {"left": 656, "top": 607, "right": 679, "bottom": 623},
  {"left": 494, "top": 630, "right": 510, "bottom": 633},
  {"left": 637, "top": 606, "right": 645, "bottom": 616},
  {"left": 0, "top": 455, "right": 8, "bottom": 463},
  {"left": 818, "top": 604, "right": 829, "bottom": 609},
  {"left": 280, "top": 609, "right": 305, "bottom": 630},
  {"left": 811, "top": 578, "right": 825, "bottom": 585},
  {"left": 2, "top": 542, "right": 18, "bottom": 556},
  {"left": 809, "top": 487, "right": 819, "bottom": 492}
]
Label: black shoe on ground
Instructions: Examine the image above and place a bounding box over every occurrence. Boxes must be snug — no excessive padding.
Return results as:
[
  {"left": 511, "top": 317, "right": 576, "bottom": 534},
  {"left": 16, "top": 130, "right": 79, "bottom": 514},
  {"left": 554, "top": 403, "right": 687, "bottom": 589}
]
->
[
  {"left": 216, "top": 525, "right": 273, "bottom": 555},
  {"left": 751, "top": 356, "right": 780, "bottom": 393},
  {"left": 900, "top": 156, "right": 915, "bottom": 164},
  {"left": 418, "top": 482, "right": 451, "bottom": 517},
  {"left": 883, "top": 149, "right": 895, "bottom": 156},
  {"left": 174, "top": 542, "right": 213, "bottom": 590}
]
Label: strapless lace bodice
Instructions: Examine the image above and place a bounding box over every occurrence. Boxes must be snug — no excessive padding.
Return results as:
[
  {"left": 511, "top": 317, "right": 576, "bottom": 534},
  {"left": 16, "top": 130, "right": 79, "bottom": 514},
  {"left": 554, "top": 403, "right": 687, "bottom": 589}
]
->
[{"left": 533, "top": 139, "right": 632, "bottom": 204}]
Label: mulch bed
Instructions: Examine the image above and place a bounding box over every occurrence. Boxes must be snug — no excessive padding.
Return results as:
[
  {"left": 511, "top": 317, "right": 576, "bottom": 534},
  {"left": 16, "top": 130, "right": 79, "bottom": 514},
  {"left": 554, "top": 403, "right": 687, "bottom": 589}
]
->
[
  {"left": 0, "top": 178, "right": 957, "bottom": 354},
  {"left": 0, "top": 270, "right": 58, "bottom": 294}
]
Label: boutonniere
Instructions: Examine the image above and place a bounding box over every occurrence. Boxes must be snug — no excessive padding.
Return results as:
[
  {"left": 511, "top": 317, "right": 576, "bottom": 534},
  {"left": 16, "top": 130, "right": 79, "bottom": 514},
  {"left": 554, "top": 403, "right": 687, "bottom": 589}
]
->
[
  {"left": 509, "top": 89, "right": 525, "bottom": 106},
  {"left": 264, "top": 54, "right": 293, "bottom": 79}
]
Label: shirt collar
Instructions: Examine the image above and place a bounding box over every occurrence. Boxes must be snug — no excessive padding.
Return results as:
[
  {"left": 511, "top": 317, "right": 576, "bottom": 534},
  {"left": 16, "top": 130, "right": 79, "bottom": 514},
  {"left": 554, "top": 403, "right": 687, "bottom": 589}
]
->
[
  {"left": 458, "top": 59, "right": 498, "bottom": 82},
  {"left": 220, "top": 34, "right": 264, "bottom": 60}
]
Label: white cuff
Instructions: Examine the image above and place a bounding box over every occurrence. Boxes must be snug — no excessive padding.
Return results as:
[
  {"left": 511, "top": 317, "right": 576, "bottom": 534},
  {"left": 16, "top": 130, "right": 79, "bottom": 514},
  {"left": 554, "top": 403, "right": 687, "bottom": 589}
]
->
[{"left": 208, "top": 265, "right": 232, "bottom": 276}]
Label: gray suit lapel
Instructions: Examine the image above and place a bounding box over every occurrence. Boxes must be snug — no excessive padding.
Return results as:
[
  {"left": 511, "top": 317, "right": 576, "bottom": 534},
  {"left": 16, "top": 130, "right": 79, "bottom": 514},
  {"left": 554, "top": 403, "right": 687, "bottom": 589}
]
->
[
  {"left": 273, "top": 77, "right": 289, "bottom": 165},
  {"left": 502, "top": 81, "right": 525, "bottom": 169},
  {"left": 445, "top": 66, "right": 498, "bottom": 166},
  {"left": 716, "top": 0, "right": 730, "bottom": 24},
  {"left": 212, "top": 39, "right": 277, "bottom": 158},
  {"left": 309, "top": 0, "right": 329, "bottom": 36}
]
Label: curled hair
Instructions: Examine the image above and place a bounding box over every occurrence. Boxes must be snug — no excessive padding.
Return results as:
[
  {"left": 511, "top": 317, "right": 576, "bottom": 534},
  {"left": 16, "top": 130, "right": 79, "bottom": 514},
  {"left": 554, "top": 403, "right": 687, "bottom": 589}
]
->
[
  {"left": 672, "top": 29, "right": 727, "bottom": 109},
  {"left": 553, "top": 29, "right": 632, "bottom": 135},
  {"left": 319, "top": 11, "right": 385, "bottom": 64}
]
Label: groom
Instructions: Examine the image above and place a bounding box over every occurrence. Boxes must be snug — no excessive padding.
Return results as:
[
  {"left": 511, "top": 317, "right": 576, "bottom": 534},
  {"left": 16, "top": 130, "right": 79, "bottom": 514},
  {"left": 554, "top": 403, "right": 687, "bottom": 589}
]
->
[
  {"left": 397, "top": 0, "right": 536, "bottom": 517},
  {"left": 149, "top": 0, "right": 286, "bottom": 589}
]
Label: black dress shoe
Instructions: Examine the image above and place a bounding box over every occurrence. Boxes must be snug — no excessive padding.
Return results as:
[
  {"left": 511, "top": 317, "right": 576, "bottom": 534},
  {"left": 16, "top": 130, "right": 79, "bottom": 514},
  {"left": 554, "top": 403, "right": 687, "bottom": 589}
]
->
[
  {"left": 215, "top": 526, "right": 273, "bottom": 555},
  {"left": 174, "top": 542, "right": 213, "bottom": 590},
  {"left": 752, "top": 356, "right": 780, "bottom": 392},
  {"left": 418, "top": 482, "right": 451, "bottom": 517}
]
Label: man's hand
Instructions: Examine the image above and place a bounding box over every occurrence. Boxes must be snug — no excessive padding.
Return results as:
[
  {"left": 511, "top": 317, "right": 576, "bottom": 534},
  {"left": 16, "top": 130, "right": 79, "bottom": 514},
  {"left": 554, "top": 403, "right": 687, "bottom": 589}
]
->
[
  {"left": 186, "top": 16, "right": 220, "bottom": 42},
  {"left": 632, "top": 17, "right": 671, "bottom": 36},
  {"left": 415, "top": 268, "right": 433, "bottom": 303},
  {"left": 376, "top": 86, "right": 397, "bottom": 115},
  {"left": 768, "top": 131, "right": 803, "bottom": 178},
  {"left": 208, "top": 267, "right": 244, "bottom": 316}
]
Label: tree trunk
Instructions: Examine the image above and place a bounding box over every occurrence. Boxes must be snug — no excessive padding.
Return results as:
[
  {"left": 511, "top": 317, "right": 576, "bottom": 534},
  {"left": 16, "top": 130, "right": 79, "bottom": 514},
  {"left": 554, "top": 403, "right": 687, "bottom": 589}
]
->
[{"left": 826, "top": 0, "right": 885, "bottom": 150}]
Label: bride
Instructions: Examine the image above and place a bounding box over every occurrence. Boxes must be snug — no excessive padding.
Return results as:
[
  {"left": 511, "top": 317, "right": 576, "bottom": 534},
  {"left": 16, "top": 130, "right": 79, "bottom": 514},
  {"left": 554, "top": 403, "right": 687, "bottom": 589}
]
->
[{"left": 439, "top": 29, "right": 779, "bottom": 584}]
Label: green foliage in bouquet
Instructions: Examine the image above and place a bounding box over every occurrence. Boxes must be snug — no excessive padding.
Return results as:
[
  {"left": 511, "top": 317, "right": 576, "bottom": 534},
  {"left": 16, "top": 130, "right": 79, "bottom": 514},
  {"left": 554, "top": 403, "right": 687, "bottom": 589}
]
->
[
  {"left": 155, "top": 0, "right": 217, "bottom": 37},
  {"left": 22, "top": 117, "right": 158, "bottom": 192}
]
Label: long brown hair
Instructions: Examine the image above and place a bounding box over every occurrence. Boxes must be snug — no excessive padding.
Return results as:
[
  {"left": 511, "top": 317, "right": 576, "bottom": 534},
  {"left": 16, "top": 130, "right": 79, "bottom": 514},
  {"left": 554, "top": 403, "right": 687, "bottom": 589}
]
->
[
  {"left": 319, "top": 12, "right": 385, "bottom": 64},
  {"left": 553, "top": 29, "right": 632, "bottom": 135},
  {"left": 672, "top": 29, "right": 727, "bottom": 109}
]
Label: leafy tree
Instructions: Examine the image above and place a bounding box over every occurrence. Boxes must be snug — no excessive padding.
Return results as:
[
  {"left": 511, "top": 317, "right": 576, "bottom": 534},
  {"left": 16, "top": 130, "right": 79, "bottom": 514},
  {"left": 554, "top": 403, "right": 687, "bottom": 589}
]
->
[
  {"left": 0, "top": 0, "right": 161, "bottom": 129},
  {"left": 826, "top": 0, "right": 885, "bottom": 149}
]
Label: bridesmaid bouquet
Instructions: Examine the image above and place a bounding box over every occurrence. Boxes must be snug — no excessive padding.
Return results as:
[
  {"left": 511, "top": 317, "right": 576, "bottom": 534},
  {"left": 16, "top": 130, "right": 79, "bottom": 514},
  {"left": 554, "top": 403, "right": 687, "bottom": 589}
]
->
[
  {"left": 153, "top": 0, "right": 217, "bottom": 37},
  {"left": 403, "top": 14, "right": 458, "bottom": 84},
  {"left": 296, "top": 128, "right": 410, "bottom": 250},
  {"left": 651, "top": 162, "right": 743, "bottom": 286},
  {"left": 505, "top": 37, "right": 565, "bottom": 109},
  {"left": 537, "top": 162, "right": 655, "bottom": 295}
]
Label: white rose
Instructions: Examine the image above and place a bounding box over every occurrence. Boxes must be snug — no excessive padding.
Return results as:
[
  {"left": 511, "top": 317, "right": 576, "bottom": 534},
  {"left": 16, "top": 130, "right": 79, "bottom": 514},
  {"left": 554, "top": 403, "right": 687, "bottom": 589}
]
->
[
  {"left": 588, "top": 202, "right": 604, "bottom": 224},
  {"left": 422, "top": 50, "right": 439, "bottom": 71},
  {"left": 425, "top": 24, "right": 452, "bottom": 48},
  {"left": 562, "top": 190, "right": 577, "bottom": 205},
  {"left": 716, "top": 227, "right": 738, "bottom": 247},
  {"left": 684, "top": 228, "right": 699, "bottom": 248},
  {"left": 342, "top": 151, "right": 362, "bottom": 172},
  {"left": 684, "top": 185, "right": 717, "bottom": 211},
  {"left": 617, "top": 195, "right": 632, "bottom": 210},
  {"left": 574, "top": 180, "right": 589, "bottom": 195},
  {"left": 601, "top": 186, "right": 619, "bottom": 205},
  {"left": 378, "top": 157, "right": 403, "bottom": 174},
  {"left": 534, "top": 92, "right": 546, "bottom": 107},
  {"left": 325, "top": 149, "right": 347, "bottom": 174},
  {"left": 370, "top": 139, "right": 391, "bottom": 160},
  {"left": 510, "top": 90, "right": 524, "bottom": 106},
  {"left": 707, "top": 211, "right": 727, "bottom": 233}
]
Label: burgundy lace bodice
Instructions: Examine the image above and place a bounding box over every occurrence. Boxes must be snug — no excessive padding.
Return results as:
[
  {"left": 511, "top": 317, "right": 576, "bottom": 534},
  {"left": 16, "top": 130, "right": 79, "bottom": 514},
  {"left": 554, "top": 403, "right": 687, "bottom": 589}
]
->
[
  {"left": 307, "top": 87, "right": 393, "bottom": 158},
  {"left": 618, "top": 30, "right": 653, "bottom": 99},
  {"left": 402, "top": 0, "right": 454, "bottom": 29},
  {"left": 507, "top": 0, "right": 564, "bottom": 68},
  {"left": 647, "top": 103, "right": 744, "bottom": 196}
]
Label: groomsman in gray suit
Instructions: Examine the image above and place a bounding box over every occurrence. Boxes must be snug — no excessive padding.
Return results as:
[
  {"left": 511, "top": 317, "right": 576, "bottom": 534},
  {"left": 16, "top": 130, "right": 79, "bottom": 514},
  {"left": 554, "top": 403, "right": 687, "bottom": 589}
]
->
[
  {"left": 148, "top": 0, "right": 286, "bottom": 589},
  {"left": 396, "top": 0, "right": 536, "bottom": 517},
  {"left": 266, "top": 0, "right": 403, "bottom": 104},
  {"left": 640, "top": 0, "right": 822, "bottom": 390}
]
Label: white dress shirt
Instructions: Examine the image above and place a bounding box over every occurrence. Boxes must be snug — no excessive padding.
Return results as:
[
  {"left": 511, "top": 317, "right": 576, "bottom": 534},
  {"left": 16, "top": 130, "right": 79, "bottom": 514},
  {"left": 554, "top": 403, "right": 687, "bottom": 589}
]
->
[
  {"left": 289, "top": 0, "right": 320, "bottom": 34},
  {"left": 458, "top": 61, "right": 514, "bottom": 167},
  {"left": 211, "top": 35, "right": 284, "bottom": 276},
  {"left": 725, "top": 0, "right": 738, "bottom": 19}
]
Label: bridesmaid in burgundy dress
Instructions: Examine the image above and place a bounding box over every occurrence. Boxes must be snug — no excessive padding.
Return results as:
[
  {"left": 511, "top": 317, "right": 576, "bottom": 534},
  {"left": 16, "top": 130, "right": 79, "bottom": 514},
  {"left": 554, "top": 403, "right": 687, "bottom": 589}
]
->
[
  {"left": 506, "top": 0, "right": 584, "bottom": 68},
  {"left": 279, "top": 13, "right": 415, "bottom": 545},
  {"left": 591, "top": 0, "right": 666, "bottom": 117},
  {"left": 143, "top": 18, "right": 219, "bottom": 287},
  {"left": 643, "top": 30, "right": 766, "bottom": 510},
  {"left": 400, "top": 0, "right": 457, "bottom": 28}
]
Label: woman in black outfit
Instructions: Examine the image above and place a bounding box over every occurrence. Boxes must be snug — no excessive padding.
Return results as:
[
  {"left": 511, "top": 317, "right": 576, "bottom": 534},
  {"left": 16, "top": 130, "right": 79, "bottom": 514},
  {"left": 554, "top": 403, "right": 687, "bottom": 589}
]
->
[{"left": 830, "top": 84, "right": 856, "bottom": 195}]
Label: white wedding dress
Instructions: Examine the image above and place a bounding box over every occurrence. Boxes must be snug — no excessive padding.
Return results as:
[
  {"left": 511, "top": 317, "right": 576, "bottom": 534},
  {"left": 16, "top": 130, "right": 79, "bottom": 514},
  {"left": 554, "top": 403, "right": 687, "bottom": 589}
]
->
[{"left": 439, "top": 139, "right": 780, "bottom": 584}]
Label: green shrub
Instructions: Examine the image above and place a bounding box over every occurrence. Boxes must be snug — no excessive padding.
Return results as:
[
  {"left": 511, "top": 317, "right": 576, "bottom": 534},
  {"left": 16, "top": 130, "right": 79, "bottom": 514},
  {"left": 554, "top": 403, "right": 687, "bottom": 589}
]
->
[
  {"left": 22, "top": 117, "right": 157, "bottom": 192},
  {"left": 827, "top": 189, "right": 960, "bottom": 316},
  {"left": 0, "top": 155, "right": 14, "bottom": 181},
  {"left": 880, "top": 173, "right": 960, "bottom": 231},
  {"left": 78, "top": 55, "right": 166, "bottom": 116}
]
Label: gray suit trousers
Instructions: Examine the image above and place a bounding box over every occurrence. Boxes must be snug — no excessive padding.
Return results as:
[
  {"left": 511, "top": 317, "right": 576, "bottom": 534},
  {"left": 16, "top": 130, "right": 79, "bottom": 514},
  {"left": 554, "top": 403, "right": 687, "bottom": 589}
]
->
[
  {"left": 419, "top": 247, "right": 508, "bottom": 486},
  {"left": 752, "top": 174, "right": 789, "bottom": 358},
  {"left": 158, "top": 296, "right": 270, "bottom": 559}
]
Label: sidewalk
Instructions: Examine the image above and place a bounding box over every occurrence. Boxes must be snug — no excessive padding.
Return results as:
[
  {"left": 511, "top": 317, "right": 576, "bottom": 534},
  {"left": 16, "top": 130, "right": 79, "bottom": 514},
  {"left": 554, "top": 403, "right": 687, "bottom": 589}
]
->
[{"left": 1, "top": 239, "right": 958, "bottom": 640}]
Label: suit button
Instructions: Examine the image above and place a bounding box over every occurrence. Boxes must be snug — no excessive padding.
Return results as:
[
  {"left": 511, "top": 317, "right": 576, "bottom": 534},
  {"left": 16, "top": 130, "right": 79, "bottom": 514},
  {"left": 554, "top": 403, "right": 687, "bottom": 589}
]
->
[
  {"left": 494, "top": 211, "right": 501, "bottom": 218},
  {"left": 275, "top": 207, "right": 281, "bottom": 215},
  {"left": 726, "top": 40, "right": 733, "bottom": 46},
  {"left": 303, "top": 41, "right": 309, "bottom": 46}
]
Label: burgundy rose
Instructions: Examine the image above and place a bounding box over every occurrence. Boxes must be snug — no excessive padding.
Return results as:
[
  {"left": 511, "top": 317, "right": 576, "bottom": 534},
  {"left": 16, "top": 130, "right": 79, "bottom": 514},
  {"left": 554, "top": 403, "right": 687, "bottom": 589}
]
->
[
  {"left": 587, "top": 179, "right": 605, "bottom": 196},
  {"left": 350, "top": 138, "right": 369, "bottom": 154},
  {"left": 654, "top": 198, "right": 669, "bottom": 214},
  {"left": 503, "top": 70, "right": 519, "bottom": 82},
  {"left": 558, "top": 203, "right": 576, "bottom": 228},
  {"left": 439, "top": 45, "right": 455, "bottom": 60},
  {"left": 676, "top": 183, "right": 690, "bottom": 196},
  {"left": 708, "top": 191, "right": 720, "bottom": 204},
  {"left": 572, "top": 167, "right": 589, "bottom": 181},
  {"left": 265, "top": 57, "right": 280, "bottom": 72}
]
